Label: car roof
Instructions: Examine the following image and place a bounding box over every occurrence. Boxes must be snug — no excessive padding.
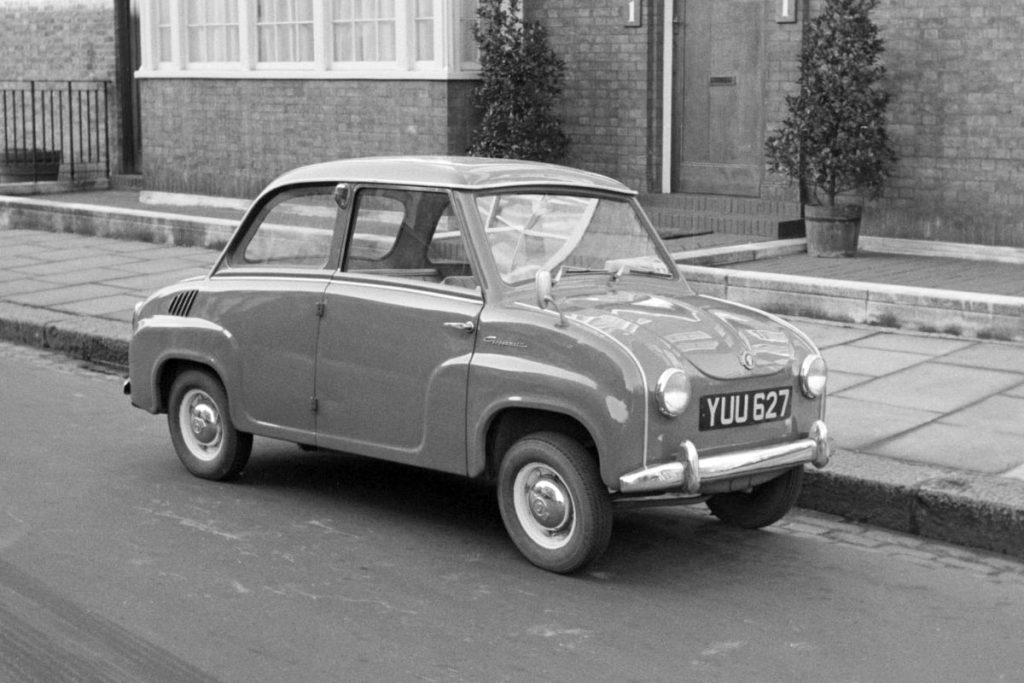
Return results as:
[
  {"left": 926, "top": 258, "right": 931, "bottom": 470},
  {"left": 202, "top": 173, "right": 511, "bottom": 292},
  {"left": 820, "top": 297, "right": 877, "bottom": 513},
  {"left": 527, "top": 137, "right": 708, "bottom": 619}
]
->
[{"left": 266, "top": 156, "right": 637, "bottom": 196}]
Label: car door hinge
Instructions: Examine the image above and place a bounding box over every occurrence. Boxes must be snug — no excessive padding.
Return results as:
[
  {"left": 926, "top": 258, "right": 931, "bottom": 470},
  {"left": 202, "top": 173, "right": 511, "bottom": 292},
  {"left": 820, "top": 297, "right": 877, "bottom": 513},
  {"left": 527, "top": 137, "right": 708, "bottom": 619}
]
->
[
  {"left": 316, "top": 302, "right": 325, "bottom": 317},
  {"left": 310, "top": 397, "right": 319, "bottom": 413}
]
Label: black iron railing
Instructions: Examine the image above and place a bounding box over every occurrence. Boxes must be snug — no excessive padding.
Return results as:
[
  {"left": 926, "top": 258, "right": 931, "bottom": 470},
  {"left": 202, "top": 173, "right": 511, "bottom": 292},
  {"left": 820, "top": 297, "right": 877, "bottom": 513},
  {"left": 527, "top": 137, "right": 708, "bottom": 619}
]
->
[{"left": 0, "top": 80, "right": 110, "bottom": 184}]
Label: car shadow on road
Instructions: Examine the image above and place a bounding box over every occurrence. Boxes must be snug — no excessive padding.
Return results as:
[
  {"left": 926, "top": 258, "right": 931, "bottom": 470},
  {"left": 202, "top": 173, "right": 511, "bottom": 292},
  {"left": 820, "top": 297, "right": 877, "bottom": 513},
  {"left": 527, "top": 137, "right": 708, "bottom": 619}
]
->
[{"left": 212, "top": 438, "right": 830, "bottom": 583}]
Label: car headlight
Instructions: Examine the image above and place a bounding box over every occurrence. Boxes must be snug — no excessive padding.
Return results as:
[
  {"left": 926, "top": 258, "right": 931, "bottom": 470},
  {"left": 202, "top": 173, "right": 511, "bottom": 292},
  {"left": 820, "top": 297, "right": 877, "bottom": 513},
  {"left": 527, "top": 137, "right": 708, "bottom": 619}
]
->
[
  {"left": 800, "top": 355, "right": 827, "bottom": 398},
  {"left": 655, "top": 368, "right": 691, "bottom": 417}
]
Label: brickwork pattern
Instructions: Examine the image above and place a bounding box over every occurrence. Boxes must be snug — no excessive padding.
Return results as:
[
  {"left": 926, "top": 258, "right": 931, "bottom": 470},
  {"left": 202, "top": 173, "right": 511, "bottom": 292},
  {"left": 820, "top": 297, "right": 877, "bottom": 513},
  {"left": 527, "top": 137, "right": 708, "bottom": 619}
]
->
[
  {"left": 867, "top": 0, "right": 1024, "bottom": 245},
  {"left": 140, "top": 79, "right": 476, "bottom": 197},
  {"left": 0, "top": 0, "right": 115, "bottom": 82},
  {"left": 529, "top": 1, "right": 651, "bottom": 190},
  {"left": 776, "top": 0, "right": 1024, "bottom": 246},
  {"left": 0, "top": 0, "right": 123, "bottom": 175},
  {"left": 762, "top": 10, "right": 804, "bottom": 203}
]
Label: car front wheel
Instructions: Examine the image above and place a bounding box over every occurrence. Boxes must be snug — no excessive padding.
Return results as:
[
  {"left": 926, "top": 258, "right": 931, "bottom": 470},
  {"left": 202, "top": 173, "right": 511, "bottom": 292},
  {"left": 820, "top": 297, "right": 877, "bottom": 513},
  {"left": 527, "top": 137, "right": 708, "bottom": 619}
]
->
[
  {"left": 167, "top": 369, "right": 252, "bottom": 481},
  {"left": 497, "top": 432, "right": 612, "bottom": 574},
  {"left": 706, "top": 466, "right": 804, "bottom": 529}
]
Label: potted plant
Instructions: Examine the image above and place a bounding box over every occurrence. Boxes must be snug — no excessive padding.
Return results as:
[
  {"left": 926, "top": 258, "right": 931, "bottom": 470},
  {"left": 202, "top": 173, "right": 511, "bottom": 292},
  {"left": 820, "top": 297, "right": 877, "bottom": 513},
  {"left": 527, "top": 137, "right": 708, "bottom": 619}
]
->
[
  {"left": 469, "top": 0, "right": 569, "bottom": 162},
  {"left": 0, "top": 148, "right": 62, "bottom": 183},
  {"left": 764, "top": 0, "right": 896, "bottom": 257}
]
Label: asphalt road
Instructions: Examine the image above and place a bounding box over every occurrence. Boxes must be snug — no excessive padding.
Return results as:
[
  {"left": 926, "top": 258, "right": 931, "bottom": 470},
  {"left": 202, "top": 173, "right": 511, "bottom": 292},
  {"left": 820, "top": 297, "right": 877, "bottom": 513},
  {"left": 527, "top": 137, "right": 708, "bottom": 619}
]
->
[{"left": 2, "top": 341, "right": 1023, "bottom": 682}]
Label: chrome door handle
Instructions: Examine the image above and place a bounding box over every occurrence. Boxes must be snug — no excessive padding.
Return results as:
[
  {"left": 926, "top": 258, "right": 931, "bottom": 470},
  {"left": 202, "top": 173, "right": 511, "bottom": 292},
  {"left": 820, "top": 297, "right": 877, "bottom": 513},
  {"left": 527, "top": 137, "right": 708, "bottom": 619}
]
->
[{"left": 443, "top": 321, "right": 476, "bottom": 333}]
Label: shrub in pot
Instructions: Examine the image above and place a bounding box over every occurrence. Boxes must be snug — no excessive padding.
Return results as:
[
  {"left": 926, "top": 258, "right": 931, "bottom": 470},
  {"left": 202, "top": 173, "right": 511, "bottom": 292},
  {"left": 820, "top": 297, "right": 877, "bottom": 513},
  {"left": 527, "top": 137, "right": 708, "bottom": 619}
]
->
[
  {"left": 764, "top": 0, "right": 896, "bottom": 257},
  {"left": 469, "top": 0, "right": 569, "bottom": 162}
]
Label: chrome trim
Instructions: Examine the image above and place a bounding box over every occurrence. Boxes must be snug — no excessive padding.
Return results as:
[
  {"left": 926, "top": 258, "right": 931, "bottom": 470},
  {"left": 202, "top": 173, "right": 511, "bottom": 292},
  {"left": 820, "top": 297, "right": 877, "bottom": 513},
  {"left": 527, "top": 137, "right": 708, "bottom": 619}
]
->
[
  {"left": 655, "top": 368, "right": 690, "bottom": 417},
  {"left": 619, "top": 420, "right": 831, "bottom": 495},
  {"left": 800, "top": 354, "right": 827, "bottom": 398}
]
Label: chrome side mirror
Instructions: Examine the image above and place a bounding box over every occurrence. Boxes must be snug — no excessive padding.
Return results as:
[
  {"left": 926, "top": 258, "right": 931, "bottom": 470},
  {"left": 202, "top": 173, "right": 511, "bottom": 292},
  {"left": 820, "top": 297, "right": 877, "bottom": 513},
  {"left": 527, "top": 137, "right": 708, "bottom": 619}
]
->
[
  {"left": 333, "top": 183, "right": 350, "bottom": 209},
  {"left": 535, "top": 269, "right": 568, "bottom": 328}
]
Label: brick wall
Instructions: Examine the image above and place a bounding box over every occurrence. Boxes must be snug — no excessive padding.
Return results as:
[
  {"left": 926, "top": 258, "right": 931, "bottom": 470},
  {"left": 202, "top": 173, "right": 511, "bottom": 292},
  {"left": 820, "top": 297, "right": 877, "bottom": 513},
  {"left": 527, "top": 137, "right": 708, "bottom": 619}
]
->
[
  {"left": 867, "top": 0, "right": 1024, "bottom": 245},
  {"left": 529, "top": 0, "right": 653, "bottom": 191},
  {"left": 0, "top": 0, "right": 115, "bottom": 81},
  {"left": 139, "top": 79, "right": 477, "bottom": 197},
  {"left": 773, "top": 0, "right": 1024, "bottom": 246},
  {"left": 0, "top": 0, "right": 122, "bottom": 176},
  {"left": 762, "top": 10, "right": 804, "bottom": 203}
]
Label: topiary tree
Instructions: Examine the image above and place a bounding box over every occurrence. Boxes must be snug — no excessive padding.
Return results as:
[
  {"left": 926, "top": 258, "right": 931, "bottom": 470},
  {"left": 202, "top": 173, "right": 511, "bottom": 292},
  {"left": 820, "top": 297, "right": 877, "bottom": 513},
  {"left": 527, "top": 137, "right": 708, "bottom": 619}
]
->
[
  {"left": 764, "top": 0, "right": 896, "bottom": 206},
  {"left": 469, "top": 0, "right": 569, "bottom": 162}
]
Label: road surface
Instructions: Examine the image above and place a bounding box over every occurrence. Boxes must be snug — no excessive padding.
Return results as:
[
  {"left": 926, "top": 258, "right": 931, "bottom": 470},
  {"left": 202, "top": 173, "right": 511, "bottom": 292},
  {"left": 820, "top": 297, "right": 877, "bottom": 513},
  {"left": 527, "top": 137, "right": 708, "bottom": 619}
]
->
[{"left": 1, "top": 342, "right": 1022, "bottom": 682}]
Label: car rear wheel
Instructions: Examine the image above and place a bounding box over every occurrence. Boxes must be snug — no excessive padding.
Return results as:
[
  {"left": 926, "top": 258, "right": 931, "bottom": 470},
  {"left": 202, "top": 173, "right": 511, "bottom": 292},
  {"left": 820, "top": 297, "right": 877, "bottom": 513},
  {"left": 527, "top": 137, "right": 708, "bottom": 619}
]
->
[
  {"left": 497, "top": 432, "right": 612, "bottom": 574},
  {"left": 167, "top": 369, "right": 252, "bottom": 481},
  {"left": 706, "top": 466, "right": 804, "bottom": 529}
]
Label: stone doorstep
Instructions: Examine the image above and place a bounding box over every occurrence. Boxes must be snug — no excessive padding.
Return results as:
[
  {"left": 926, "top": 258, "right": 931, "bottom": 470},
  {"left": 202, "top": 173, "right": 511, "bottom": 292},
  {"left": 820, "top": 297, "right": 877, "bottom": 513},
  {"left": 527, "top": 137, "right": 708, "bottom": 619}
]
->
[{"left": 862, "top": 236, "right": 1024, "bottom": 265}]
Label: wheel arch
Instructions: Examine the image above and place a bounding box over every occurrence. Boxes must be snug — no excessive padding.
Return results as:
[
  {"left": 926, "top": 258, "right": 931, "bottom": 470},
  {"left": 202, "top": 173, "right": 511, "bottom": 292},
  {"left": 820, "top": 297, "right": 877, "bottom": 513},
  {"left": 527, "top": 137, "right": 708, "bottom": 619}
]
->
[
  {"left": 483, "top": 408, "right": 596, "bottom": 481},
  {"left": 154, "top": 357, "right": 227, "bottom": 414}
]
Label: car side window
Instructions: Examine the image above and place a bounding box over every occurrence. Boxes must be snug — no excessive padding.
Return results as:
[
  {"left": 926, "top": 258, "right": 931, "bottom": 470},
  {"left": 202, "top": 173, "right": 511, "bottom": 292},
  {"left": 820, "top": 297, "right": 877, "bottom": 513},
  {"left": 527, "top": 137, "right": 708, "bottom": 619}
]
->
[
  {"left": 345, "top": 188, "right": 478, "bottom": 290},
  {"left": 241, "top": 189, "right": 337, "bottom": 268}
]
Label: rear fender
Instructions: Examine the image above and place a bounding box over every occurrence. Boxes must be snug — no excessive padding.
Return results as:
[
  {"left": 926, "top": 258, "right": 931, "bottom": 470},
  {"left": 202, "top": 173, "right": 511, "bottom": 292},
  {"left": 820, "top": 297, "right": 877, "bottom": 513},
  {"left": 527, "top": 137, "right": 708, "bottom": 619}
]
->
[{"left": 129, "top": 316, "right": 239, "bottom": 417}]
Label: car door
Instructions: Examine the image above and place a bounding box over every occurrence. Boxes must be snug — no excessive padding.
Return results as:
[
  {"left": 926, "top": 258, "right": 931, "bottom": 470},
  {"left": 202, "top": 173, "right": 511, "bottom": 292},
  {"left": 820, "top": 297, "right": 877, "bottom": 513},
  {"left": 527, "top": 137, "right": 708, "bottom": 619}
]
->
[
  {"left": 314, "top": 186, "right": 483, "bottom": 473},
  {"left": 212, "top": 185, "right": 341, "bottom": 445}
]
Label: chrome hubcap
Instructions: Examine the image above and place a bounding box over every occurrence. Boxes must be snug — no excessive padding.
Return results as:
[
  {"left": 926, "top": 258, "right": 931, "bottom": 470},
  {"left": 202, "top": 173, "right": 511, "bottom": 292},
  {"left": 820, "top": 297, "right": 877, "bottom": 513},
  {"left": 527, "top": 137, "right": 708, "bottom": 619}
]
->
[
  {"left": 189, "top": 402, "right": 219, "bottom": 445},
  {"left": 179, "top": 389, "right": 223, "bottom": 462},
  {"left": 512, "top": 463, "right": 575, "bottom": 550},
  {"left": 527, "top": 476, "right": 570, "bottom": 531}
]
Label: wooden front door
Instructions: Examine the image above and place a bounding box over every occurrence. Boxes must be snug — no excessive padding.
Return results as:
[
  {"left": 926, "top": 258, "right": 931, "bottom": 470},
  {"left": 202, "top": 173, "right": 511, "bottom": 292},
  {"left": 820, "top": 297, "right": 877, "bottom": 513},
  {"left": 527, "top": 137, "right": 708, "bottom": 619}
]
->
[{"left": 673, "top": 0, "right": 765, "bottom": 196}]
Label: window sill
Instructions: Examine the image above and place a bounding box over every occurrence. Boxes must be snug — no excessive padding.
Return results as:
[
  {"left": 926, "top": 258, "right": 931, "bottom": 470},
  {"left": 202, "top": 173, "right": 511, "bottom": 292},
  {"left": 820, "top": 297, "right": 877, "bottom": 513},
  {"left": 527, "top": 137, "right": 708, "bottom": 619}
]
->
[{"left": 135, "top": 68, "right": 481, "bottom": 81}]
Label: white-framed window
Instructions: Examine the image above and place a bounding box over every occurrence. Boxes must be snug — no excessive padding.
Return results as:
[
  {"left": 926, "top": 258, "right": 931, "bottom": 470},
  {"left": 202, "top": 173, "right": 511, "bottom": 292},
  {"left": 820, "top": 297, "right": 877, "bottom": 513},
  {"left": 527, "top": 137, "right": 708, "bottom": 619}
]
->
[
  {"left": 258, "top": 0, "right": 315, "bottom": 64},
  {"left": 331, "top": 0, "right": 397, "bottom": 63},
  {"left": 139, "top": 0, "right": 481, "bottom": 79},
  {"left": 187, "top": 0, "right": 241, "bottom": 63},
  {"left": 156, "top": 1, "right": 174, "bottom": 63},
  {"left": 413, "top": 0, "right": 434, "bottom": 62}
]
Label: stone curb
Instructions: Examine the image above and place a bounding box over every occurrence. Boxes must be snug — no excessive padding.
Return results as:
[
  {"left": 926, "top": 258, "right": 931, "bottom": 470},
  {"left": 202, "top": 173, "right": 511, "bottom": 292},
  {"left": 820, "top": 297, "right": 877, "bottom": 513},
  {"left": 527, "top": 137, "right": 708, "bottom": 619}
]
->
[
  {"left": 801, "top": 450, "right": 1024, "bottom": 560},
  {"left": 0, "top": 302, "right": 130, "bottom": 370}
]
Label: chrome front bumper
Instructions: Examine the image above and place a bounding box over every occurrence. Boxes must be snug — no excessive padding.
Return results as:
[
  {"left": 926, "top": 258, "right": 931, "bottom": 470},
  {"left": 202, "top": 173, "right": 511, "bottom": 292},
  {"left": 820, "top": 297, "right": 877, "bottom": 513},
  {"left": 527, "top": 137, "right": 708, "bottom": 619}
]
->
[{"left": 618, "top": 420, "right": 831, "bottom": 495}]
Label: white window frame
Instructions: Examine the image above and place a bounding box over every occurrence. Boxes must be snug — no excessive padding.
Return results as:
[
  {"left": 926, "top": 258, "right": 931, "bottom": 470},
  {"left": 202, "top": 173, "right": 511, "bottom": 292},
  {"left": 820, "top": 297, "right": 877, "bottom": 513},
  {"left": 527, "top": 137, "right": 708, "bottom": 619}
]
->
[
  {"left": 185, "top": 0, "right": 243, "bottom": 67},
  {"left": 138, "top": 0, "right": 481, "bottom": 80}
]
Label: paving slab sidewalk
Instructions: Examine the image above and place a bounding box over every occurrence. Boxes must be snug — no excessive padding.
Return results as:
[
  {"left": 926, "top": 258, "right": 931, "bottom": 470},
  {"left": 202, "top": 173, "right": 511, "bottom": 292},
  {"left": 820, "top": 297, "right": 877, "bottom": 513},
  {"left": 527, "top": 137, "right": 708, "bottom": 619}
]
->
[{"left": 1, "top": 198, "right": 1023, "bottom": 561}]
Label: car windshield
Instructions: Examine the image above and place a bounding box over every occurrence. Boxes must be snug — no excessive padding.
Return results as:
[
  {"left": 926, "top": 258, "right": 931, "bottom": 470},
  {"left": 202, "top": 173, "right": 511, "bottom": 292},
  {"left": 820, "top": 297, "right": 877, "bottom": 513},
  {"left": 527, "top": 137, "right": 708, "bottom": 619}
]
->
[{"left": 475, "top": 192, "right": 674, "bottom": 285}]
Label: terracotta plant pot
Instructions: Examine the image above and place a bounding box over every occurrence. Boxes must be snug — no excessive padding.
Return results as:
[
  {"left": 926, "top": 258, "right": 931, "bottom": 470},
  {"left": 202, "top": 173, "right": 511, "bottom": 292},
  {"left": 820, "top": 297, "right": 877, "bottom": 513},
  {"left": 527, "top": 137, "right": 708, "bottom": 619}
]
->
[{"left": 804, "top": 203, "right": 862, "bottom": 257}]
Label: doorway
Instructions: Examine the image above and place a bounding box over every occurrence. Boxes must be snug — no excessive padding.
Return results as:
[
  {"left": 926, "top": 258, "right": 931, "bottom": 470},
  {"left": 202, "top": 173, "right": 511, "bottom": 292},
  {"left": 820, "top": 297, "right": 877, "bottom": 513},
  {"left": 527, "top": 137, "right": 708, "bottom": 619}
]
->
[{"left": 672, "top": 0, "right": 765, "bottom": 196}]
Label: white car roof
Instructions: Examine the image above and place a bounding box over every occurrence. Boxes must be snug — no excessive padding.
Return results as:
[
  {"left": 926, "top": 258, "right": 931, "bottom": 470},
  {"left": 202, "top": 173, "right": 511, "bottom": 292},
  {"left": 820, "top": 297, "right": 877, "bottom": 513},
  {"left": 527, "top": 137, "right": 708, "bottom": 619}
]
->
[{"left": 265, "top": 156, "right": 637, "bottom": 196}]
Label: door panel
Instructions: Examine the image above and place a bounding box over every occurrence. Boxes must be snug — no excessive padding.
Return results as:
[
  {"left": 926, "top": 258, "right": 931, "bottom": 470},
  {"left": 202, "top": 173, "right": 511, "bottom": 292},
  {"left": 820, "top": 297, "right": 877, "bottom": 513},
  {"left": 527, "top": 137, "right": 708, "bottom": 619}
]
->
[
  {"left": 676, "top": 0, "right": 764, "bottom": 196},
  {"left": 211, "top": 278, "right": 326, "bottom": 443},
  {"left": 212, "top": 185, "right": 340, "bottom": 443},
  {"left": 314, "top": 280, "right": 481, "bottom": 473}
]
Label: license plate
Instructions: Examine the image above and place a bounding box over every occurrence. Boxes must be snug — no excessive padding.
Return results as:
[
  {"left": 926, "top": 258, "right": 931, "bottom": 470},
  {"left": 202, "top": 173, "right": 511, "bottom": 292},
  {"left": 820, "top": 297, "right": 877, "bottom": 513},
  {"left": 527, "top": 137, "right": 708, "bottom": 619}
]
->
[{"left": 699, "top": 387, "right": 792, "bottom": 431}]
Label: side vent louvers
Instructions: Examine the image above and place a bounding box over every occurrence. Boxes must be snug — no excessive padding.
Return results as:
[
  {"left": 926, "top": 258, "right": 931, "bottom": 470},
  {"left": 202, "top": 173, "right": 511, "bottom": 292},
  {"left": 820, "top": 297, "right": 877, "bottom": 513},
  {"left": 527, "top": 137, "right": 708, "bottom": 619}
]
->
[{"left": 168, "top": 290, "right": 199, "bottom": 317}]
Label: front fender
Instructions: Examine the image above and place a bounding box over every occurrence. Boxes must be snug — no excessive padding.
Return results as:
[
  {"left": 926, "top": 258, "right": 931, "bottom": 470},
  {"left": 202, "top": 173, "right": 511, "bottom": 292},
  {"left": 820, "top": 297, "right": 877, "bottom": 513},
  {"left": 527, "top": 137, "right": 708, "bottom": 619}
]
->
[{"left": 466, "top": 332, "right": 647, "bottom": 489}]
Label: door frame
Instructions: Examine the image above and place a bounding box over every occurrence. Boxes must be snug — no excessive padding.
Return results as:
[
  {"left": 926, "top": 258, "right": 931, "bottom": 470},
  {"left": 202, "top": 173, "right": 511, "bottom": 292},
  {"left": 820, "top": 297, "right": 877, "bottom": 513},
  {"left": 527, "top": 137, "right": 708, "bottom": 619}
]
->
[{"left": 660, "top": 0, "right": 767, "bottom": 195}]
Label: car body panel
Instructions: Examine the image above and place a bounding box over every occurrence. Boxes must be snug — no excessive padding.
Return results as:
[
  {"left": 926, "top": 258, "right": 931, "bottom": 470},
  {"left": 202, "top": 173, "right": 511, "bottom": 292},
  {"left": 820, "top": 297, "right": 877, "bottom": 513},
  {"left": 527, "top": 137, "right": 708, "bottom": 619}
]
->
[
  {"left": 315, "top": 274, "right": 483, "bottom": 473},
  {"left": 465, "top": 301, "right": 648, "bottom": 485},
  {"left": 127, "top": 156, "right": 829, "bottom": 506}
]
